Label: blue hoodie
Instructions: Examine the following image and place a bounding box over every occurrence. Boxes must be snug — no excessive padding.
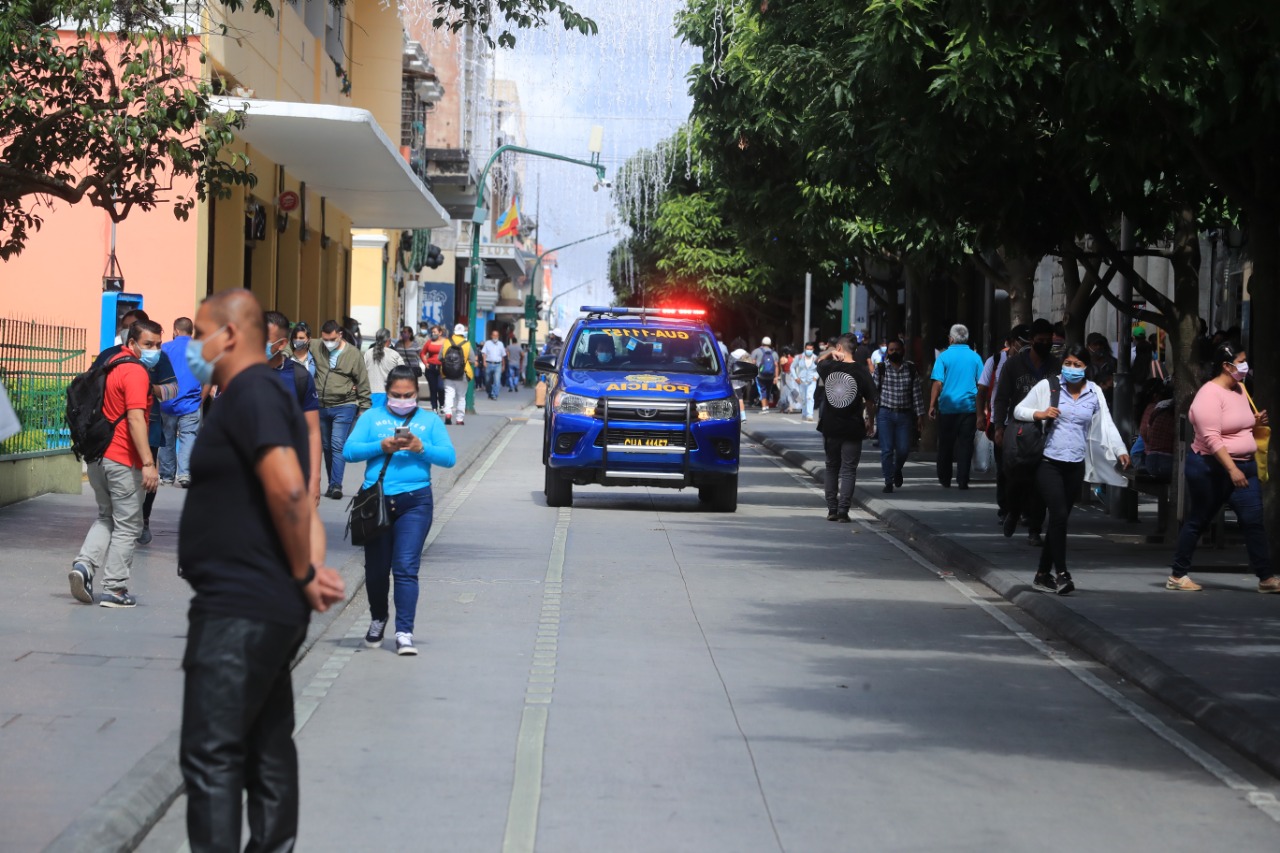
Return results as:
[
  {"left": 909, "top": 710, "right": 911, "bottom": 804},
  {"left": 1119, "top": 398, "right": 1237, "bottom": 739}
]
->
[{"left": 342, "top": 406, "right": 456, "bottom": 494}]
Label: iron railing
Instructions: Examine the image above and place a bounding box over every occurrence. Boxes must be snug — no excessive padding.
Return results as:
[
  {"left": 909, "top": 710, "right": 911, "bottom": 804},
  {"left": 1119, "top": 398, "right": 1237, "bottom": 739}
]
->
[{"left": 0, "top": 318, "right": 87, "bottom": 459}]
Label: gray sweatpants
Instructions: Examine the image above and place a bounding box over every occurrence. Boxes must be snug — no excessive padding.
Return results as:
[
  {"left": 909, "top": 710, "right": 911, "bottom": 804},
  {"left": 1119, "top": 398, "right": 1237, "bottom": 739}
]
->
[
  {"left": 76, "top": 459, "right": 144, "bottom": 591},
  {"left": 442, "top": 378, "right": 469, "bottom": 419}
]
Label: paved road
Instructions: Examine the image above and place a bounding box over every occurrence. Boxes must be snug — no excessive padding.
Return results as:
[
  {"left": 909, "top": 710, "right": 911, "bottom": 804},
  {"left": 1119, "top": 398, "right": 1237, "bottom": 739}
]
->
[{"left": 136, "top": 416, "right": 1280, "bottom": 852}]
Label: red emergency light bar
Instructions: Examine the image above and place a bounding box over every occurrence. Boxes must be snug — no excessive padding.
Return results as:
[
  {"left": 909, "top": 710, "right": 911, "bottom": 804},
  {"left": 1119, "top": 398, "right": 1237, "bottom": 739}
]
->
[{"left": 580, "top": 305, "right": 707, "bottom": 317}]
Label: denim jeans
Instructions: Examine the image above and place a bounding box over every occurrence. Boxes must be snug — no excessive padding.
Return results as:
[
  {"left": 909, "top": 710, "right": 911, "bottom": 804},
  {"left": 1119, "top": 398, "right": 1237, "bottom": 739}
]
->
[
  {"left": 1145, "top": 452, "right": 1173, "bottom": 481},
  {"left": 1036, "top": 458, "right": 1085, "bottom": 575},
  {"left": 802, "top": 383, "right": 816, "bottom": 419},
  {"left": 877, "top": 409, "right": 913, "bottom": 483},
  {"left": 319, "top": 405, "right": 358, "bottom": 491},
  {"left": 181, "top": 614, "right": 306, "bottom": 853},
  {"left": 823, "top": 435, "right": 863, "bottom": 513},
  {"left": 159, "top": 410, "right": 201, "bottom": 481},
  {"left": 364, "top": 487, "right": 434, "bottom": 634},
  {"left": 507, "top": 364, "right": 521, "bottom": 391},
  {"left": 1172, "top": 454, "right": 1273, "bottom": 579},
  {"left": 936, "top": 411, "right": 977, "bottom": 486},
  {"left": 425, "top": 365, "right": 444, "bottom": 411},
  {"left": 484, "top": 363, "right": 503, "bottom": 398}
]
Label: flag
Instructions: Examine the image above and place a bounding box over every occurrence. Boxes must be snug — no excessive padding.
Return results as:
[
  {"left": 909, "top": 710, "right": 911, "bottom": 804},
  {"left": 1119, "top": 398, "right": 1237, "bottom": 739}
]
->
[{"left": 495, "top": 197, "right": 520, "bottom": 239}]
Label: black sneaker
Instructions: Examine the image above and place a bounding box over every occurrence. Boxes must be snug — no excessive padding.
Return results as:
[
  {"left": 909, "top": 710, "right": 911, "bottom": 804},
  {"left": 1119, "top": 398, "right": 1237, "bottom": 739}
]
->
[
  {"left": 836, "top": 512, "right": 852, "bottom": 523},
  {"left": 1056, "top": 572, "right": 1076, "bottom": 596},
  {"left": 326, "top": 487, "right": 343, "bottom": 500},
  {"left": 883, "top": 483, "right": 894, "bottom": 493},
  {"left": 395, "top": 633, "right": 418, "bottom": 656},
  {"left": 136, "top": 522, "right": 152, "bottom": 546},
  {"left": 1002, "top": 512, "right": 1019, "bottom": 538},
  {"left": 1027, "top": 532, "right": 1044, "bottom": 547},
  {"left": 1033, "top": 572, "right": 1058, "bottom": 593},
  {"left": 894, "top": 471, "right": 904, "bottom": 488},
  {"left": 69, "top": 561, "right": 93, "bottom": 604},
  {"left": 99, "top": 589, "right": 137, "bottom": 608},
  {"left": 825, "top": 512, "right": 839, "bottom": 521},
  {"left": 365, "top": 618, "right": 387, "bottom": 648}
]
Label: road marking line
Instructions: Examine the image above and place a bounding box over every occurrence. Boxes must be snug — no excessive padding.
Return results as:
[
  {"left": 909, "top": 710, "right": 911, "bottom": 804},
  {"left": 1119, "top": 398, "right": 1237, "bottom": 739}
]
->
[
  {"left": 502, "top": 506, "right": 571, "bottom": 853},
  {"left": 752, "top": 444, "right": 1280, "bottom": 822}
]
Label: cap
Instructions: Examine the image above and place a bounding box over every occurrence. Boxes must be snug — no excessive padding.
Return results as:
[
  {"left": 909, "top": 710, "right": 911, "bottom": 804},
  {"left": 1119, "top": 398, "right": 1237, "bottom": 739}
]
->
[
  {"left": 1011, "top": 324, "right": 1032, "bottom": 343},
  {"left": 453, "top": 323, "right": 467, "bottom": 336},
  {"left": 550, "top": 327, "right": 564, "bottom": 339},
  {"left": 761, "top": 336, "right": 772, "bottom": 346},
  {"left": 1132, "top": 326, "right": 1147, "bottom": 338}
]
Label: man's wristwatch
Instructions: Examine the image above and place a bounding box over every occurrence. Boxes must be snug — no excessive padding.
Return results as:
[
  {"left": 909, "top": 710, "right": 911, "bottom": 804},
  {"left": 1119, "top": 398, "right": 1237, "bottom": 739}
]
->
[{"left": 296, "top": 564, "right": 316, "bottom": 587}]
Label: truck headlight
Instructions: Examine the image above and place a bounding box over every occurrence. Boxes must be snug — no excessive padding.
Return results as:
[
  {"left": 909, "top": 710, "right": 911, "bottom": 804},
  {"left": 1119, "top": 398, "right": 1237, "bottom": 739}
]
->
[
  {"left": 553, "top": 392, "right": 598, "bottom": 418},
  {"left": 696, "top": 397, "right": 737, "bottom": 421}
]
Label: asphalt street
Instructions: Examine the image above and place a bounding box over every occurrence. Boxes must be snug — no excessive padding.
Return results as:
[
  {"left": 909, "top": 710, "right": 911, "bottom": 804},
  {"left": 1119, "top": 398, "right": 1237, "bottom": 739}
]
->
[{"left": 132, "top": 414, "right": 1280, "bottom": 852}]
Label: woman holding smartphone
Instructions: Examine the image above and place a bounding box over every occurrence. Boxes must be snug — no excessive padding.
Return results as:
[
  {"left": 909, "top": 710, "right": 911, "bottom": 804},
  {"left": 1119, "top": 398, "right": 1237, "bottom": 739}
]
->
[{"left": 342, "top": 366, "right": 456, "bottom": 654}]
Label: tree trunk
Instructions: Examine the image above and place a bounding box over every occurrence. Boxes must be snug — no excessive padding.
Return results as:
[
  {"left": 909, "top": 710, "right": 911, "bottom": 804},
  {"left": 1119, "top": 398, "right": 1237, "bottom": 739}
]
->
[
  {"left": 1002, "top": 253, "right": 1037, "bottom": 327},
  {"left": 1167, "top": 208, "right": 1203, "bottom": 534},
  {"left": 1245, "top": 211, "right": 1280, "bottom": 565},
  {"left": 1059, "top": 247, "right": 1088, "bottom": 346}
]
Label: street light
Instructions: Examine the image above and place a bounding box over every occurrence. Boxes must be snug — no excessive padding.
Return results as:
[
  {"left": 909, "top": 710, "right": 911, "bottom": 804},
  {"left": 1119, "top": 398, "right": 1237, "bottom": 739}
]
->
[
  {"left": 524, "top": 229, "right": 618, "bottom": 383},
  {"left": 465, "top": 137, "right": 607, "bottom": 410}
]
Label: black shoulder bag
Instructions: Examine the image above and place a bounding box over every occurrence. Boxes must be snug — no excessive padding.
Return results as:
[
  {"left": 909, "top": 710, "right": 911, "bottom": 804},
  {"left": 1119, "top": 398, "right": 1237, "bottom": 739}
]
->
[
  {"left": 346, "top": 411, "right": 416, "bottom": 545},
  {"left": 1004, "top": 375, "right": 1061, "bottom": 472}
]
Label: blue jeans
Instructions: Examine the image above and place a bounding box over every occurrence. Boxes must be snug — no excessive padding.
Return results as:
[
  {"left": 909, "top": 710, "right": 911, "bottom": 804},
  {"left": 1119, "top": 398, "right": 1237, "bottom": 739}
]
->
[
  {"left": 159, "top": 410, "right": 201, "bottom": 481},
  {"left": 876, "top": 409, "right": 913, "bottom": 483},
  {"left": 484, "top": 363, "right": 503, "bottom": 398},
  {"left": 1172, "top": 454, "right": 1272, "bottom": 579},
  {"left": 363, "top": 487, "right": 434, "bottom": 634},
  {"left": 318, "top": 405, "right": 358, "bottom": 491},
  {"left": 506, "top": 364, "right": 521, "bottom": 391}
]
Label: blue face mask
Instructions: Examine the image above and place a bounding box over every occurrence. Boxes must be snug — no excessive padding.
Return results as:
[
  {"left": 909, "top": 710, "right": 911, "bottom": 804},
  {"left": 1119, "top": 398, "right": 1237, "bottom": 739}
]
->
[
  {"left": 138, "top": 348, "right": 161, "bottom": 368},
  {"left": 596, "top": 352, "right": 613, "bottom": 364},
  {"left": 1061, "top": 366, "right": 1086, "bottom": 384},
  {"left": 185, "top": 326, "right": 228, "bottom": 385}
]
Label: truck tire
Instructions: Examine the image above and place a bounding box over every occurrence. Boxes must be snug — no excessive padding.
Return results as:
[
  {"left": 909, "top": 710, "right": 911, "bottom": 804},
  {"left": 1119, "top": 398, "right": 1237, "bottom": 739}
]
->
[
  {"left": 545, "top": 465, "right": 573, "bottom": 507},
  {"left": 708, "top": 475, "right": 738, "bottom": 513}
]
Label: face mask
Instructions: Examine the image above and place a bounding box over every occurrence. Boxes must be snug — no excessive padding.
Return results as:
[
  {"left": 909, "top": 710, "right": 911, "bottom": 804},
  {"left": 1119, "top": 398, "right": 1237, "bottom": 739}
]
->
[
  {"left": 1032, "top": 341, "right": 1051, "bottom": 358},
  {"left": 804, "top": 349, "right": 813, "bottom": 356},
  {"left": 1230, "top": 361, "right": 1249, "bottom": 380},
  {"left": 138, "top": 348, "right": 161, "bottom": 368},
  {"left": 888, "top": 351, "right": 904, "bottom": 363},
  {"left": 596, "top": 352, "right": 613, "bottom": 364},
  {"left": 185, "top": 326, "right": 228, "bottom": 385},
  {"left": 1061, "top": 366, "right": 1086, "bottom": 384},
  {"left": 323, "top": 339, "right": 340, "bottom": 352},
  {"left": 292, "top": 339, "right": 309, "bottom": 351},
  {"left": 266, "top": 339, "right": 286, "bottom": 360},
  {"left": 387, "top": 398, "right": 417, "bottom": 416},
  {"left": 879, "top": 346, "right": 887, "bottom": 355}
]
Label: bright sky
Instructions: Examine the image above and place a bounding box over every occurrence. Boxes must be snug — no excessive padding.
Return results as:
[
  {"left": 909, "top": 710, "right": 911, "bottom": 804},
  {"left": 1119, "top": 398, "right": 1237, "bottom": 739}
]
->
[{"left": 491, "top": 0, "right": 699, "bottom": 323}]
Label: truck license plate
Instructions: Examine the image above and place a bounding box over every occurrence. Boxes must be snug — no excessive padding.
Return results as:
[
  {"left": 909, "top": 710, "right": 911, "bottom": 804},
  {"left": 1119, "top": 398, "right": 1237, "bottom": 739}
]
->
[{"left": 623, "top": 437, "right": 668, "bottom": 447}]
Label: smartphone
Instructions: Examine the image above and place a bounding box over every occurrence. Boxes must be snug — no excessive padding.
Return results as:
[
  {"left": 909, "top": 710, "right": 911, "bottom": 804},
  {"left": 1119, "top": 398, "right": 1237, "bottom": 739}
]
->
[{"left": 394, "top": 426, "right": 411, "bottom": 439}]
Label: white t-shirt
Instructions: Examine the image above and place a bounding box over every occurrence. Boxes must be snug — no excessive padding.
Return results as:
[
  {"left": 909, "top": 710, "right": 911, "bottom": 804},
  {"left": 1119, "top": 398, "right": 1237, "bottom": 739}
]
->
[{"left": 481, "top": 339, "right": 508, "bottom": 364}]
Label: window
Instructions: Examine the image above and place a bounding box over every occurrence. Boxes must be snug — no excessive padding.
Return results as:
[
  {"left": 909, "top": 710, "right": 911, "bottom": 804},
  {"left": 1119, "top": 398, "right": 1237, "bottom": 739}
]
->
[{"left": 569, "top": 328, "right": 720, "bottom": 374}]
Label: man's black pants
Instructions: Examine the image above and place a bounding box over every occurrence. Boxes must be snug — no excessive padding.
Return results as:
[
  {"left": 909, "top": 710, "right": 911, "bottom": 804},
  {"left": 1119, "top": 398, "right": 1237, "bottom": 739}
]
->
[
  {"left": 936, "top": 412, "right": 976, "bottom": 487},
  {"left": 823, "top": 435, "right": 863, "bottom": 514},
  {"left": 181, "top": 614, "right": 306, "bottom": 853}
]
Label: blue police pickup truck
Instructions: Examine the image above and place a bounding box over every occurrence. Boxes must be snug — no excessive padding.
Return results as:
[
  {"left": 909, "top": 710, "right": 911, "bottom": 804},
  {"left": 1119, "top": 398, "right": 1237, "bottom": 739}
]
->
[{"left": 535, "top": 307, "right": 758, "bottom": 511}]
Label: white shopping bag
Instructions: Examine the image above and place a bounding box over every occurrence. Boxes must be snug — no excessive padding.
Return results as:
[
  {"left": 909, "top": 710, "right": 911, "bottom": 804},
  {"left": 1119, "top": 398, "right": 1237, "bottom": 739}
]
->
[
  {"left": 0, "top": 379, "right": 20, "bottom": 443},
  {"left": 971, "top": 429, "right": 995, "bottom": 479}
]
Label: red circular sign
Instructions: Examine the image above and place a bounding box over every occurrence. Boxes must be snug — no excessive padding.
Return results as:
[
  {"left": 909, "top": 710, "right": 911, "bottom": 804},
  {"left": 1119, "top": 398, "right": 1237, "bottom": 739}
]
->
[{"left": 278, "top": 190, "right": 300, "bottom": 212}]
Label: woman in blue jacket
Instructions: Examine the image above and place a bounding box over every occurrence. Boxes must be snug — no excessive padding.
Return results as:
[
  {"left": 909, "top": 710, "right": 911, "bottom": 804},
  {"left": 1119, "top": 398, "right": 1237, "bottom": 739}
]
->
[{"left": 343, "top": 365, "right": 456, "bottom": 654}]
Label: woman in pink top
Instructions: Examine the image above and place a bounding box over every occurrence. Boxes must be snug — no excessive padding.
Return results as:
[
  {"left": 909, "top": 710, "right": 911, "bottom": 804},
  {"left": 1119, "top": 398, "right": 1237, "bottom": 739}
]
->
[{"left": 1168, "top": 342, "right": 1276, "bottom": 592}]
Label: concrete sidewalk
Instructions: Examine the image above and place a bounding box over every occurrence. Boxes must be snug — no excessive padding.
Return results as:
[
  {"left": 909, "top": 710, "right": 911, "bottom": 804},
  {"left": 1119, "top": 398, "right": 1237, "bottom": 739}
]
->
[
  {"left": 0, "top": 389, "right": 533, "bottom": 853},
  {"left": 742, "top": 414, "right": 1280, "bottom": 780}
]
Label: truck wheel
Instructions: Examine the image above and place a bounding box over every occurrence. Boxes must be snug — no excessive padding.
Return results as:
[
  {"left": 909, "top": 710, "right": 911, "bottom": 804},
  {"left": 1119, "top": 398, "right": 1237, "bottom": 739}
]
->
[
  {"left": 545, "top": 466, "right": 573, "bottom": 507},
  {"left": 708, "top": 475, "right": 738, "bottom": 513}
]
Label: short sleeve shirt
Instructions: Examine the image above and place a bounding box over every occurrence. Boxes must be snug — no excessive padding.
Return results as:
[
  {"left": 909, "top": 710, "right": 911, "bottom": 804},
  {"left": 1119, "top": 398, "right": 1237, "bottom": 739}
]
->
[
  {"left": 179, "top": 364, "right": 311, "bottom": 627},
  {"left": 817, "top": 360, "right": 878, "bottom": 440},
  {"left": 273, "top": 360, "right": 320, "bottom": 413},
  {"left": 102, "top": 353, "right": 151, "bottom": 469},
  {"left": 930, "top": 344, "right": 984, "bottom": 415}
]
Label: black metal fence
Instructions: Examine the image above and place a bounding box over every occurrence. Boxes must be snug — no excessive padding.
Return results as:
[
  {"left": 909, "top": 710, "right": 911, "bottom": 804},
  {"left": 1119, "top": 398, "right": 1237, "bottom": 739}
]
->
[{"left": 0, "top": 318, "right": 88, "bottom": 459}]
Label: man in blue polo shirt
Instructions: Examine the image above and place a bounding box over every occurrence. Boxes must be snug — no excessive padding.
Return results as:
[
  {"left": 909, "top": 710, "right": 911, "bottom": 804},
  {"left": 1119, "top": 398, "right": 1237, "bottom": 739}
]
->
[
  {"left": 159, "top": 317, "right": 205, "bottom": 487},
  {"left": 928, "top": 323, "right": 984, "bottom": 489}
]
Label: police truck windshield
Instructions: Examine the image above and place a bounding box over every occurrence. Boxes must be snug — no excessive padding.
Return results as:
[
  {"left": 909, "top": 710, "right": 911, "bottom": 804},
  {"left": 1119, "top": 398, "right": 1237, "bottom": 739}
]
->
[{"left": 569, "top": 328, "right": 721, "bottom": 374}]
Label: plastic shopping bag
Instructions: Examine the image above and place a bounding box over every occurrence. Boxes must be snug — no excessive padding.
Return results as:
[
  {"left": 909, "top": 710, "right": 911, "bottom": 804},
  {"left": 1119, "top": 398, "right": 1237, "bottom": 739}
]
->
[
  {"left": 0, "top": 379, "right": 20, "bottom": 443},
  {"left": 971, "top": 428, "right": 995, "bottom": 479}
]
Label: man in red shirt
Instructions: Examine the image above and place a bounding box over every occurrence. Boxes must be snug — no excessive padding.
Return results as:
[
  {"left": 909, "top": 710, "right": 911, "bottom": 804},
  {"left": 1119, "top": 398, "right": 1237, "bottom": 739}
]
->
[{"left": 70, "top": 320, "right": 162, "bottom": 608}]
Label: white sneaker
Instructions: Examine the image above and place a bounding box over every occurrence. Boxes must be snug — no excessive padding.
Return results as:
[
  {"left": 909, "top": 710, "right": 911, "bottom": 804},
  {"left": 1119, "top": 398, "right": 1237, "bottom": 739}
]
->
[{"left": 395, "top": 632, "right": 418, "bottom": 656}]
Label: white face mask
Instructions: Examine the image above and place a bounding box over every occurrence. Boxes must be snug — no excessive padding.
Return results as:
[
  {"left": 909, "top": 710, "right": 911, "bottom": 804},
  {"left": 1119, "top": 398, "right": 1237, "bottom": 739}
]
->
[{"left": 323, "top": 339, "right": 340, "bottom": 352}]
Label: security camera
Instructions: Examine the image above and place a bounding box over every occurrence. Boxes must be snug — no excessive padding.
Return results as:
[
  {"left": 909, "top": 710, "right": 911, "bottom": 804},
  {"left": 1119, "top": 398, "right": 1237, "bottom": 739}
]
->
[{"left": 593, "top": 180, "right": 613, "bottom": 192}]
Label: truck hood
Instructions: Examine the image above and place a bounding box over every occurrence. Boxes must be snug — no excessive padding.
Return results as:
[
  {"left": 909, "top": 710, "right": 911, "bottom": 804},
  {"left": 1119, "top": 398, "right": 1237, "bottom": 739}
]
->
[{"left": 561, "top": 369, "right": 728, "bottom": 401}]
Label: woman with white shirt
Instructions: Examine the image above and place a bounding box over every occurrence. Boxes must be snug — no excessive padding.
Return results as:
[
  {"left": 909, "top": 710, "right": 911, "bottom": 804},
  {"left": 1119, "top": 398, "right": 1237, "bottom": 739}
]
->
[
  {"left": 1014, "top": 343, "right": 1129, "bottom": 595},
  {"left": 364, "top": 328, "right": 405, "bottom": 409}
]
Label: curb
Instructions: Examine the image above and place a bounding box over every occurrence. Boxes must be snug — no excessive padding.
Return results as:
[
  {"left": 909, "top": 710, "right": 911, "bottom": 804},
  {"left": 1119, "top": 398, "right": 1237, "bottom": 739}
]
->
[
  {"left": 44, "top": 415, "right": 516, "bottom": 853},
  {"left": 744, "top": 425, "right": 1280, "bottom": 782}
]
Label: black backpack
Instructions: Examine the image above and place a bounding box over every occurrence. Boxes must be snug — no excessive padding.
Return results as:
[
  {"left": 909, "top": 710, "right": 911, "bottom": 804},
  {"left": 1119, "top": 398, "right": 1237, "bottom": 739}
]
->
[
  {"left": 441, "top": 338, "right": 467, "bottom": 380},
  {"left": 66, "top": 355, "right": 144, "bottom": 463},
  {"left": 1003, "top": 375, "right": 1060, "bottom": 472}
]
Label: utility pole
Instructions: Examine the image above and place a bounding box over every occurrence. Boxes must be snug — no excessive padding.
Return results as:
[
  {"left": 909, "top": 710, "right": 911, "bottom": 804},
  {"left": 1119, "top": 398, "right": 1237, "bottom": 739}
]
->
[{"left": 803, "top": 272, "right": 812, "bottom": 344}]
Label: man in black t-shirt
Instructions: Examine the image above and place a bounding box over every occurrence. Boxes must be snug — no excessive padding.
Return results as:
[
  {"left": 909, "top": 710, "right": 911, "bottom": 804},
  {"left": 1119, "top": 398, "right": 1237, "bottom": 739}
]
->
[
  {"left": 816, "top": 333, "right": 879, "bottom": 522},
  {"left": 178, "top": 290, "right": 345, "bottom": 852}
]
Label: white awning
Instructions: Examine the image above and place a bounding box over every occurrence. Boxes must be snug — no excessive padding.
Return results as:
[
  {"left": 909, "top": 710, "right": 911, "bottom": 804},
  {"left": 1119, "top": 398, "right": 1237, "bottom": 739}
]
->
[{"left": 210, "top": 96, "right": 449, "bottom": 229}]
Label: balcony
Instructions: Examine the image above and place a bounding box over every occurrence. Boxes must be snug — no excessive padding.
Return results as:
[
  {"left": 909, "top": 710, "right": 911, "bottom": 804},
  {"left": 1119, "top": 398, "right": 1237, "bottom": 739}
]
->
[{"left": 419, "top": 148, "right": 479, "bottom": 219}]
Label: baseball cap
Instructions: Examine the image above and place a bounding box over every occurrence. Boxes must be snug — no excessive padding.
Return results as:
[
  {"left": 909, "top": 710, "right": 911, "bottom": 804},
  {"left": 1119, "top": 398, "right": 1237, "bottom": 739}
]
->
[
  {"left": 453, "top": 323, "right": 467, "bottom": 336},
  {"left": 1011, "top": 324, "right": 1032, "bottom": 343},
  {"left": 761, "top": 336, "right": 772, "bottom": 346},
  {"left": 1132, "top": 326, "right": 1147, "bottom": 338},
  {"left": 550, "top": 327, "right": 564, "bottom": 339}
]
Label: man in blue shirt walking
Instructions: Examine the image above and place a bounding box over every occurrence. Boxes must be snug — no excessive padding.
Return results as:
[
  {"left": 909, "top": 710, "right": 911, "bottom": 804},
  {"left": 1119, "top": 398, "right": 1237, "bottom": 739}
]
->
[
  {"left": 159, "top": 317, "right": 204, "bottom": 487},
  {"left": 929, "top": 323, "right": 984, "bottom": 489}
]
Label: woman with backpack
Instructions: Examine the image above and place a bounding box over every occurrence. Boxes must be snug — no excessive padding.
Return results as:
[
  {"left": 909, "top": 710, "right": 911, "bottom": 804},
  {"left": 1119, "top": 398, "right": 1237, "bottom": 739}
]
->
[
  {"left": 1013, "top": 344, "right": 1129, "bottom": 596},
  {"left": 363, "top": 328, "right": 405, "bottom": 410},
  {"left": 342, "top": 366, "right": 455, "bottom": 655}
]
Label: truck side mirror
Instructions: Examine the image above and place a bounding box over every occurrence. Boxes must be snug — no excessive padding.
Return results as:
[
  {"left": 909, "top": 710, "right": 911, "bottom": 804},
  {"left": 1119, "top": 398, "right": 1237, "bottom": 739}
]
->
[
  {"left": 534, "top": 354, "right": 557, "bottom": 373},
  {"left": 730, "top": 361, "right": 759, "bottom": 382}
]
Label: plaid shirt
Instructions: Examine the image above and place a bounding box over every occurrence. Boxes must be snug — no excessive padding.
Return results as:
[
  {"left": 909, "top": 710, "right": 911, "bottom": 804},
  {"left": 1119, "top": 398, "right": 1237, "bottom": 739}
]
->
[
  {"left": 875, "top": 361, "right": 925, "bottom": 415},
  {"left": 1140, "top": 399, "right": 1175, "bottom": 454}
]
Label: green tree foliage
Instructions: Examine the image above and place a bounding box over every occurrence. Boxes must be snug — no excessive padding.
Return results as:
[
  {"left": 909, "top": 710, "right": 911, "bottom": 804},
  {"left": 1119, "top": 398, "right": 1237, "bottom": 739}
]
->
[{"left": 0, "top": 0, "right": 593, "bottom": 260}]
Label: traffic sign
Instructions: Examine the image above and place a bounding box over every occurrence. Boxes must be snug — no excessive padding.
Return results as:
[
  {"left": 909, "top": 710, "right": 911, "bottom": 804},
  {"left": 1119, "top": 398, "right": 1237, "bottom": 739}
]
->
[{"left": 278, "top": 190, "right": 300, "bottom": 212}]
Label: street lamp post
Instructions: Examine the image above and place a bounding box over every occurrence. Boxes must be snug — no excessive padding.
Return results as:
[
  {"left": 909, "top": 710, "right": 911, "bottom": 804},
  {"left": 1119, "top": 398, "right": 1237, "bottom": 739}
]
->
[
  {"left": 466, "top": 141, "right": 606, "bottom": 410},
  {"left": 524, "top": 230, "right": 617, "bottom": 383}
]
